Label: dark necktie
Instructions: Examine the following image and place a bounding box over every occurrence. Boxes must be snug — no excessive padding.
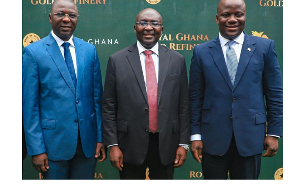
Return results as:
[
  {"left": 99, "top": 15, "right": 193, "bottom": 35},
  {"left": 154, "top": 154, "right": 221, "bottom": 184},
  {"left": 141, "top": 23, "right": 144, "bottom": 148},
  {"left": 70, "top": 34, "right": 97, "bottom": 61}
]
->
[
  {"left": 226, "top": 40, "right": 238, "bottom": 85},
  {"left": 143, "top": 50, "right": 158, "bottom": 133},
  {"left": 62, "top": 42, "right": 77, "bottom": 89}
]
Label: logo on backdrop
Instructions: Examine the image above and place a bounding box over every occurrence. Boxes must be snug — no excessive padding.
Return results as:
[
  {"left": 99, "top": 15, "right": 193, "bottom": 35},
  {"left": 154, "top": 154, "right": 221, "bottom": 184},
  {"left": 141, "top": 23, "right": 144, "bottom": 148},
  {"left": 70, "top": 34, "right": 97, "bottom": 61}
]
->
[
  {"left": 251, "top": 31, "right": 269, "bottom": 39},
  {"left": 146, "top": 0, "right": 161, "bottom": 5},
  {"left": 23, "top": 33, "right": 41, "bottom": 47},
  {"left": 274, "top": 167, "right": 283, "bottom": 180}
]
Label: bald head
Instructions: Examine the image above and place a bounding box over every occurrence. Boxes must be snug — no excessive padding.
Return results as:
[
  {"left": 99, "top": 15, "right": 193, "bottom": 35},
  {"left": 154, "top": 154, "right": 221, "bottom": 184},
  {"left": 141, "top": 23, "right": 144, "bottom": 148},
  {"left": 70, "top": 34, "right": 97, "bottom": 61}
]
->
[
  {"left": 51, "top": 0, "right": 77, "bottom": 12},
  {"left": 217, "top": 0, "right": 246, "bottom": 14},
  {"left": 135, "top": 8, "right": 163, "bottom": 24}
]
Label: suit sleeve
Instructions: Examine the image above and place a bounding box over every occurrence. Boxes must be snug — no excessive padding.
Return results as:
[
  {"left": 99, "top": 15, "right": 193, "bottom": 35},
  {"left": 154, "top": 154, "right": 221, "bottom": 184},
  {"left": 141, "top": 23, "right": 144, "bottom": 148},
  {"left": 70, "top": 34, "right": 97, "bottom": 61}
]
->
[
  {"left": 179, "top": 57, "right": 191, "bottom": 144},
  {"left": 263, "top": 40, "right": 283, "bottom": 136},
  {"left": 93, "top": 47, "right": 103, "bottom": 143},
  {"left": 189, "top": 46, "right": 204, "bottom": 136},
  {"left": 22, "top": 47, "right": 46, "bottom": 156},
  {"left": 102, "top": 56, "right": 118, "bottom": 146}
]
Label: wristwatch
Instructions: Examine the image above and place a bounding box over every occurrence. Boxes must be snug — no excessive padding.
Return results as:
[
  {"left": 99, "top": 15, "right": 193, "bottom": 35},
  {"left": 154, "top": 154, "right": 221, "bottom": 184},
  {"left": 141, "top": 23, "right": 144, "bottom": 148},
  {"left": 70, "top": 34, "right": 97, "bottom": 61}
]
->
[{"left": 180, "top": 145, "right": 190, "bottom": 151}]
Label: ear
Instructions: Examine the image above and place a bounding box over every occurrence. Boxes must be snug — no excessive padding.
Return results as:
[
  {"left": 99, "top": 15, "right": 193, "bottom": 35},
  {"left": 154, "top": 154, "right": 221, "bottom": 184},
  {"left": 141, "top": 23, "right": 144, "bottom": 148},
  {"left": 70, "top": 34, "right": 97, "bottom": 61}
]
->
[
  {"left": 49, "top": 13, "right": 52, "bottom": 24},
  {"left": 215, "top": 14, "right": 219, "bottom": 25},
  {"left": 134, "top": 25, "right": 136, "bottom": 34}
]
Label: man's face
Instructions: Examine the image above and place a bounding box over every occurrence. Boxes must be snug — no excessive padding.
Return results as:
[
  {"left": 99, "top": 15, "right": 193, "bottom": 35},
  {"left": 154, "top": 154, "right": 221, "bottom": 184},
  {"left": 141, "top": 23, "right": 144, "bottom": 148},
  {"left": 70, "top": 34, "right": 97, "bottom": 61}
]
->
[
  {"left": 134, "top": 9, "right": 163, "bottom": 49},
  {"left": 49, "top": 0, "right": 78, "bottom": 41},
  {"left": 216, "top": 0, "right": 246, "bottom": 40}
]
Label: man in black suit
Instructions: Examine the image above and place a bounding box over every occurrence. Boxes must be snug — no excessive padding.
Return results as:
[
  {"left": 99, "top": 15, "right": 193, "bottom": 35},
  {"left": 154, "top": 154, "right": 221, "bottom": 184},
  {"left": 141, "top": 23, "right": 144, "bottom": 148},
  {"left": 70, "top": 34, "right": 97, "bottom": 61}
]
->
[{"left": 102, "top": 8, "right": 190, "bottom": 179}]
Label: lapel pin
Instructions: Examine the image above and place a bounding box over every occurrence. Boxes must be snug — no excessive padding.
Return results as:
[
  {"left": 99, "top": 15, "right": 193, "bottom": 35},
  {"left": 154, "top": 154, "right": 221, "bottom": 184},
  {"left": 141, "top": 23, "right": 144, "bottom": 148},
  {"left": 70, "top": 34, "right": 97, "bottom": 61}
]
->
[{"left": 247, "top": 48, "right": 251, "bottom": 52}]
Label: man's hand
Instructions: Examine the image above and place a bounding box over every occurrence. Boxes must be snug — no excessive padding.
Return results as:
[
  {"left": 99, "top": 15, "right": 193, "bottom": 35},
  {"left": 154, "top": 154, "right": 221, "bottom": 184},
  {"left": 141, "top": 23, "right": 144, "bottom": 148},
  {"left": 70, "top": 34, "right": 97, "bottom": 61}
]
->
[
  {"left": 174, "top": 146, "right": 187, "bottom": 168},
  {"left": 32, "top": 153, "right": 49, "bottom": 172},
  {"left": 262, "top": 136, "right": 279, "bottom": 157},
  {"left": 191, "top": 140, "right": 203, "bottom": 163},
  {"left": 95, "top": 142, "right": 107, "bottom": 162},
  {"left": 109, "top": 146, "right": 123, "bottom": 171}
]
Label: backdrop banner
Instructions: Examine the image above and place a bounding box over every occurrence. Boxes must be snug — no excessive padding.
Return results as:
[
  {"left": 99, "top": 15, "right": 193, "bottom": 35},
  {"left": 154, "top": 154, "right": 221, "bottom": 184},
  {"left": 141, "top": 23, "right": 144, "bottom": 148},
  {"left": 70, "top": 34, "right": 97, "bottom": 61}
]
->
[{"left": 22, "top": 0, "right": 283, "bottom": 180}]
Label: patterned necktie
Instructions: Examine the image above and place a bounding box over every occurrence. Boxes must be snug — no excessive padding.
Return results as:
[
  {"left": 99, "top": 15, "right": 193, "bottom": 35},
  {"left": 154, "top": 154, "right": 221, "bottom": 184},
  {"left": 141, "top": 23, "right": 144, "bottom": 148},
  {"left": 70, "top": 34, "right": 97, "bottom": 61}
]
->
[
  {"left": 143, "top": 50, "right": 158, "bottom": 133},
  {"left": 226, "top": 40, "right": 238, "bottom": 85},
  {"left": 62, "top": 42, "right": 77, "bottom": 89}
]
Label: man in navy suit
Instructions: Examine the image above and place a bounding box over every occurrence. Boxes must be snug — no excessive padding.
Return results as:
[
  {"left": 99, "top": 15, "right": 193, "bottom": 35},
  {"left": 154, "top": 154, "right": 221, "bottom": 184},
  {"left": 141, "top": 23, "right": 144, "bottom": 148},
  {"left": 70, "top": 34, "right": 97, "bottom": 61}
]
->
[
  {"left": 22, "top": 0, "right": 106, "bottom": 179},
  {"left": 189, "top": 0, "right": 283, "bottom": 179}
]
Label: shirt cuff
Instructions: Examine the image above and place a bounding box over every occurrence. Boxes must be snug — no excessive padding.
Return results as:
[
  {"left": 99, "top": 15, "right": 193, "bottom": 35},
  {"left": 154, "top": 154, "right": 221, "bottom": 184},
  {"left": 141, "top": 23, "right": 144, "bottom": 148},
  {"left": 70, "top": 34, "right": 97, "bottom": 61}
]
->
[
  {"left": 107, "top": 144, "right": 118, "bottom": 148},
  {"left": 191, "top": 134, "right": 202, "bottom": 141},
  {"left": 179, "top": 144, "right": 188, "bottom": 147},
  {"left": 267, "top": 134, "right": 280, "bottom": 138}
]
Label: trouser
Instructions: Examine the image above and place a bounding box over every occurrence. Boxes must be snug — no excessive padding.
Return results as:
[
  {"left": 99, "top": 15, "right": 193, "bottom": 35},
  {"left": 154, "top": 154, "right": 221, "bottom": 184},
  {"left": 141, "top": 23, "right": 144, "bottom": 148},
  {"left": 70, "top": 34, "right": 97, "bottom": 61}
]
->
[
  {"left": 202, "top": 135, "right": 261, "bottom": 179},
  {"left": 119, "top": 132, "right": 174, "bottom": 179},
  {"left": 42, "top": 136, "right": 97, "bottom": 179}
]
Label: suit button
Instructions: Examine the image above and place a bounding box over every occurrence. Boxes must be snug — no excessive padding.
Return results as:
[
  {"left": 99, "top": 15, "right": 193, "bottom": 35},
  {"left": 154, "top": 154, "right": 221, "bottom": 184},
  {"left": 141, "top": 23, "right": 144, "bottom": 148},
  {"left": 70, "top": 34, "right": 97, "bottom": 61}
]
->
[
  {"left": 145, "top": 129, "right": 149, "bottom": 133},
  {"left": 232, "top": 98, "right": 236, "bottom": 102},
  {"left": 145, "top": 108, "right": 149, "bottom": 112},
  {"left": 230, "top": 117, "right": 233, "bottom": 121},
  {"left": 76, "top": 100, "right": 79, "bottom": 104},
  {"left": 74, "top": 119, "right": 79, "bottom": 123}
]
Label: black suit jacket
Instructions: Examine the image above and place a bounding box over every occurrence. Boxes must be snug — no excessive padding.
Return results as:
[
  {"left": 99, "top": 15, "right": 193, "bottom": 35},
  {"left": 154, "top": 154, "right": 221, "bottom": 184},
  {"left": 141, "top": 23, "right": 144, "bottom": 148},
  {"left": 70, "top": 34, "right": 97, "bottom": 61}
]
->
[{"left": 102, "top": 43, "right": 190, "bottom": 165}]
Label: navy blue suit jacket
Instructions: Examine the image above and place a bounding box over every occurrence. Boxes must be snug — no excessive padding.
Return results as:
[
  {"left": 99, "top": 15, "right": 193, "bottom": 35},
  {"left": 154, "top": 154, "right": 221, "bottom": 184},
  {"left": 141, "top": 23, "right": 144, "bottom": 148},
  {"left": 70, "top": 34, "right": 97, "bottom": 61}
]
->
[
  {"left": 22, "top": 33, "right": 103, "bottom": 161},
  {"left": 189, "top": 33, "right": 283, "bottom": 157}
]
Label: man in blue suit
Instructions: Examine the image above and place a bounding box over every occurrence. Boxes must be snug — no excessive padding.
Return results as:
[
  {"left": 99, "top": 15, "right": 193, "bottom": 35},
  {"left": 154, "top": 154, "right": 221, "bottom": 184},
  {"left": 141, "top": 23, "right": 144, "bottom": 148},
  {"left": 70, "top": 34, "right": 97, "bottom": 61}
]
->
[
  {"left": 189, "top": 0, "right": 283, "bottom": 179},
  {"left": 22, "top": 0, "right": 106, "bottom": 179}
]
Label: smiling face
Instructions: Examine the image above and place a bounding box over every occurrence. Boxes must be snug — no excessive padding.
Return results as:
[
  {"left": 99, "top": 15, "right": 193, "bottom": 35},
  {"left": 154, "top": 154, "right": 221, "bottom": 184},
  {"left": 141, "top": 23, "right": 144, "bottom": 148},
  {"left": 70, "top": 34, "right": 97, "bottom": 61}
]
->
[
  {"left": 49, "top": 0, "right": 78, "bottom": 41},
  {"left": 216, "top": 0, "right": 246, "bottom": 40},
  {"left": 134, "top": 8, "right": 163, "bottom": 49}
]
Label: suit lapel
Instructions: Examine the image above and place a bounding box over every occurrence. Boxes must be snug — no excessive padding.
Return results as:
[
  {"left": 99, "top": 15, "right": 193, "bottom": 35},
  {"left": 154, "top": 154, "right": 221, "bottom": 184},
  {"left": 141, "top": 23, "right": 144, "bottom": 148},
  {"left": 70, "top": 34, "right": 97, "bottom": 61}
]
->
[
  {"left": 126, "top": 44, "right": 148, "bottom": 104},
  {"left": 209, "top": 37, "right": 233, "bottom": 90},
  {"left": 157, "top": 45, "right": 170, "bottom": 106},
  {"left": 233, "top": 34, "right": 256, "bottom": 90},
  {"left": 45, "top": 33, "right": 76, "bottom": 96},
  {"left": 74, "top": 37, "right": 85, "bottom": 96}
]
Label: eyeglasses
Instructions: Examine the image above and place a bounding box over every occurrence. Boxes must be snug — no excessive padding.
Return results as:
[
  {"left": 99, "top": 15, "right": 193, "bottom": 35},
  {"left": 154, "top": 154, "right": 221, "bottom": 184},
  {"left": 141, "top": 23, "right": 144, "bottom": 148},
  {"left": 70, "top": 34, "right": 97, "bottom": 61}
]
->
[
  {"left": 135, "top": 21, "right": 162, "bottom": 27},
  {"left": 53, "top": 12, "right": 79, "bottom": 19}
]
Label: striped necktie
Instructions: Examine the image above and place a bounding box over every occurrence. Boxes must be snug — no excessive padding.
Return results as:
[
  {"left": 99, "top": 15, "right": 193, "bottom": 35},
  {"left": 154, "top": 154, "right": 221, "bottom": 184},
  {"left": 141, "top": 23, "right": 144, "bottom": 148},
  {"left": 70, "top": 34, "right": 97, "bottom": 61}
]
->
[{"left": 226, "top": 40, "right": 238, "bottom": 85}]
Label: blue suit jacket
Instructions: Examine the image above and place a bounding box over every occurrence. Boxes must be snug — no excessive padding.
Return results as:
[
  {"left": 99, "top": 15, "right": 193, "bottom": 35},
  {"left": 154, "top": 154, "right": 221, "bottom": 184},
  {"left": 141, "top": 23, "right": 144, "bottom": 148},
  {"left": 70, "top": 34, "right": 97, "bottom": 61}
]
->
[
  {"left": 189, "top": 33, "right": 283, "bottom": 157},
  {"left": 22, "top": 33, "right": 103, "bottom": 161}
]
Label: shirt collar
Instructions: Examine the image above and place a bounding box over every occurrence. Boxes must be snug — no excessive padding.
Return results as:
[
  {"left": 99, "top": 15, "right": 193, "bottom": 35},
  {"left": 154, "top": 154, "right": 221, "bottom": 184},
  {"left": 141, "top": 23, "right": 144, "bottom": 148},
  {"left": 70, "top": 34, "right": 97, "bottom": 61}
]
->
[
  {"left": 137, "top": 40, "right": 159, "bottom": 56},
  {"left": 219, "top": 31, "right": 244, "bottom": 47},
  {"left": 51, "top": 30, "right": 75, "bottom": 47}
]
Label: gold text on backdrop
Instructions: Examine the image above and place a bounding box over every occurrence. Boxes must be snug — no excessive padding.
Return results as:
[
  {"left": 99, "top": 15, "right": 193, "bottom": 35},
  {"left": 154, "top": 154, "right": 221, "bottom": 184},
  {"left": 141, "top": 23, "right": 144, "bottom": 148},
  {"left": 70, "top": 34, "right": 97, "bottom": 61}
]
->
[{"left": 259, "top": 0, "right": 283, "bottom": 7}]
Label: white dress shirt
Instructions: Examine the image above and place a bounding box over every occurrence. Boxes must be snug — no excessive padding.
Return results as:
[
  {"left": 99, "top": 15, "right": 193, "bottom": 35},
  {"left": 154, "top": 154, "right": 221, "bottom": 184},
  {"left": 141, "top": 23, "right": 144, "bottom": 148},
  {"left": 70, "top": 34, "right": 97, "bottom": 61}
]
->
[
  {"left": 137, "top": 40, "right": 159, "bottom": 87},
  {"left": 51, "top": 30, "right": 77, "bottom": 77},
  {"left": 219, "top": 32, "right": 244, "bottom": 64}
]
